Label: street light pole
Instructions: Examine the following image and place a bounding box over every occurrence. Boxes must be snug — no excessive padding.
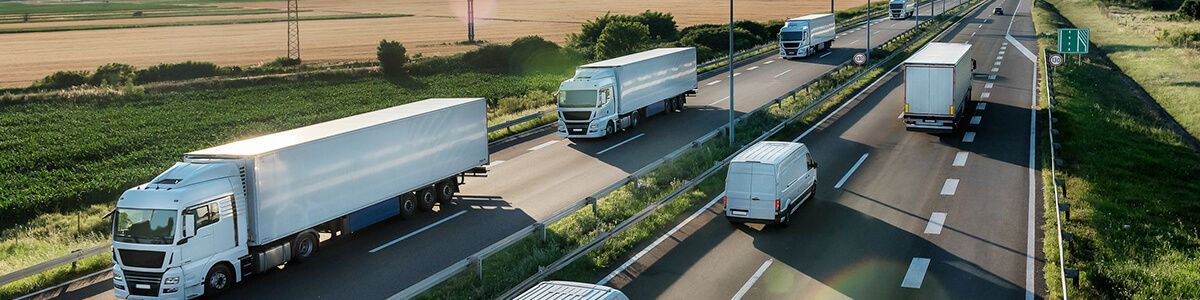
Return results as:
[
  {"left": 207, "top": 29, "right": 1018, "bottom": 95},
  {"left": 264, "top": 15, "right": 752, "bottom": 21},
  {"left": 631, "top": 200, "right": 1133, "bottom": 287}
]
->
[
  {"left": 728, "top": 0, "right": 735, "bottom": 146},
  {"left": 866, "top": 0, "right": 871, "bottom": 61}
]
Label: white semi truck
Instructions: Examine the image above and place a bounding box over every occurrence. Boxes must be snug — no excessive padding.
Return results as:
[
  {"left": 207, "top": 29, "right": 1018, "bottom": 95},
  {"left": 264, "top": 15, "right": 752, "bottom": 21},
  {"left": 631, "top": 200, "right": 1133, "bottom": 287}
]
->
[
  {"left": 902, "top": 43, "right": 974, "bottom": 132},
  {"left": 110, "top": 98, "right": 489, "bottom": 299},
  {"left": 557, "top": 47, "right": 697, "bottom": 138},
  {"left": 777, "top": 14, "right": 836, "bottom": 59},
  {"left": 890, "top": 0, "right": 917, "bottom": 19}
]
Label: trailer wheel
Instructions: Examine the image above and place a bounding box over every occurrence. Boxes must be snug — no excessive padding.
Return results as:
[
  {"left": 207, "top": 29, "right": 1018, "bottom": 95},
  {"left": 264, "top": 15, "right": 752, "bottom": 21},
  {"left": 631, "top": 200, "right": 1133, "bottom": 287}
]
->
[
  {"left": 436, "top": 181, "right": 457, "bottom": 206},
  {"left": 399, "top": 193, "right": 417, "bottom": 219},
  {"left": 417, "top": 188, "right": 437, "bottom": 211},
  {"left": 204, "top": 264, "right": 233, "bottom": 295},
  {"left": 676, "top": 96, "right": 686, "bottom": 112},
  {"left": 291, "top": 230, "right": 319, "bottom": 263}
]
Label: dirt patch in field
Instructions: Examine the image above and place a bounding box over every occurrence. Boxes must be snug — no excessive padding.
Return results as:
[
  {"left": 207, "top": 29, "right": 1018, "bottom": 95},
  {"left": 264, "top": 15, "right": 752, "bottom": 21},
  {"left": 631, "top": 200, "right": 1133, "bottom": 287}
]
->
[{"left": 0, "top": 0, "right": 860, "bottom": 87}]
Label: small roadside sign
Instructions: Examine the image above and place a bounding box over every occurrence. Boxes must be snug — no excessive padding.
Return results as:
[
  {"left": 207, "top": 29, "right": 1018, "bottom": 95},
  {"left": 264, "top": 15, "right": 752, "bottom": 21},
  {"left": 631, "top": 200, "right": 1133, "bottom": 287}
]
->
[
  {"left": 853, "top": 53, "right": 867, "bottom": 65},
  {"left": 1058, "top": 28, "right": 1089, "bottom": 54},
  {"left": 1049, "top": 53, "right": 1063, "bottom": 66}
]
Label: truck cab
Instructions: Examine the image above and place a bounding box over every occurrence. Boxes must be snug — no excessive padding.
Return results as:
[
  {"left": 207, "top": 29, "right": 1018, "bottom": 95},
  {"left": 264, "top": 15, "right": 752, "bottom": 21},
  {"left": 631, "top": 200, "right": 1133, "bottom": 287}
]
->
[
  {"left": 557, "top": 68, "right": 620, "bottom": 138},
  {"left": 113, "top": 162, "right": 247, "bottom": 299},
  {"left": 890, "top": 0, "right": 916, "bottom": 19}
]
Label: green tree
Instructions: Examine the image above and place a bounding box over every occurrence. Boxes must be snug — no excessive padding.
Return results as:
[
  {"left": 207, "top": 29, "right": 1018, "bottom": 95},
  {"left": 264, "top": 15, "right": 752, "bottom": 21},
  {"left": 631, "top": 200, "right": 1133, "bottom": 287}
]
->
[
  {"left": 595, "top": 21, "right": 650, "bottom": 59},
  {"left": 734, "top": 20, "right": 771, "bottom": 42},
  {"left": 678, "top": 26, "right": 761, "bottom": 54},
  {"left": 377, "top": 39, "right": 409, "bottom": 77},
  {"left": 90, "top": 63, "right": 136, "bottom": 86},
  {"left": 1180, "top": 0, "right": 1200, "bottom": 19},
  {"left": 639, "top": 10, "right": 679, "bottom": 40}
]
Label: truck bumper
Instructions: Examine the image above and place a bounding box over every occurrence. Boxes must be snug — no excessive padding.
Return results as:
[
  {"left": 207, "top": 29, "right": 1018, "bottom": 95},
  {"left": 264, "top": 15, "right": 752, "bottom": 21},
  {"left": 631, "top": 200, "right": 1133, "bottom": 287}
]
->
[
  {"left": 780, "top": 47, "right": 810, "bottom": 59},
  {"left": 903, "top": 116, "right": 957, "bottom": 133},
  {"left": 558, "top": 120, "right": 607, "bottom": 138},
  {"left": 724, "top": 211, "right": 786, "bottom": 224}
]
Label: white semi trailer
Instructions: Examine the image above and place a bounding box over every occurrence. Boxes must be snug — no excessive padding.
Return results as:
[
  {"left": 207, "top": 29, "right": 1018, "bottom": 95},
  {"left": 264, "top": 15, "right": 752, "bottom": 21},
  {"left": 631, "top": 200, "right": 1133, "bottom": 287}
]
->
[
  {"left": 111, "top": 98, "right": 489, "bottom": 299},
  {"left": 890, "top": 0, "right": 917, "bottom": 19},
  {"left": 778, "top": 14, "right": 836, "bottom": 59},
  {"left": 556, "top": 48, "right": 697, "bottom": 138},
  {"left": 902, "top": 43, "right": 974, "bottom": 132}
]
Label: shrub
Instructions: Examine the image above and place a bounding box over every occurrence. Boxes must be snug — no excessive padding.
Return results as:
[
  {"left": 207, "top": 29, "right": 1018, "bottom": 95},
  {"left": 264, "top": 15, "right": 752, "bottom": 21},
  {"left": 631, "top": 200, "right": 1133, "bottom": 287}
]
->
[
  {"left": 509, "top": 36, "right": 567, "bottom": 74},
  {"left": 677, "top": 26, "right": 761, "bottom": 55},
  {"left": 1180, "top": 0, "right": 1200, "bottom": 19},
  {"left": 735, "top": 20, "right": 772, "bottom": 42},
  {"left": 462, "top": 44, "right": 513, "bottom": 73},
  {"left": 680, "top": 23, "right": 723, "bottom": 38},
  {"left": 764, "top": 20, "right": 785, "bottom": 42},
  {"left": 595, "top": 21, "right": 651, "bottom": 59},
  {"left": 134, "top": 61, "right": 219, "bottom": 84},
  {"left": 269, "top": 57, "right": 302, "bottom": 67},
  {"left": 89, "top": 63, "right": 135, "bottom": 86},
  {"left": 377, "top": 39, "right": 409, "bottom": 77},
  {"left": 569, "top": 13, "right": 643, "bottom": 48},
  {"left": 495, "top": 90, "right": 555, "bottom": 115},
  {"left": 34, "top": 70, "right": 90, "bottom": 89},
  {"left": 638, "top": 10, "right": 679, "bottom": 40},
  {"left": 406, "top": 55, "right": 467, "bottom": 76},
  {"left": 1155, "top": 28, "right": 1200, "bottom": 48}
]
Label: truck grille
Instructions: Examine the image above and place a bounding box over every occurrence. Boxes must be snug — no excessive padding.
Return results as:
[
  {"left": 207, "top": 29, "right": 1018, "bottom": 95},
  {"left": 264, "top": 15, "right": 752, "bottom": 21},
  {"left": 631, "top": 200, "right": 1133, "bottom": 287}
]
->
[
  {"left": 124, "top": 270, "right": 163, "bottom": 297},
  {"left": 783, "top": 42, "right": 801, "bottom": 48},
  {"left": 565, "top": 123, "right": 589, "bottom": 135},
  {"left": 118, "top": 249, "right": 165, "bottom": 268},
  {"left": 561, "top": 111, "right": 592, "bottom": 121}
]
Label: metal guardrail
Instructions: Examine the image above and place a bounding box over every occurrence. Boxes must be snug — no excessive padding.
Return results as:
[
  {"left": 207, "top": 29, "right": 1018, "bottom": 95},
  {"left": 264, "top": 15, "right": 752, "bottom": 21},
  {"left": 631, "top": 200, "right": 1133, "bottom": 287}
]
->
[
  {"left": 1043, "top": 47, "right": 1072, "bottom": 300},
  {"left": 0, "top": 243, "right": 110, "bottom": 288},
  {"left": 487, "top": 109, "right": 554, "bottom": 133}
]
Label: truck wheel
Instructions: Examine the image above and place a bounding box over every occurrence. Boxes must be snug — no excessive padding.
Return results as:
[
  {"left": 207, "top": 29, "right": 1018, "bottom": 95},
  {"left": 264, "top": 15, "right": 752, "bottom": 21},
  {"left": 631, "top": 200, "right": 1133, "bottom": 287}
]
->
[
  {"left": 630, "top": 111, "right": 640, "bottom": 128},
  {"left": 417, "top": 188, "right": 437, "bottom": 211},
  {"left": 291, "top": 230, "right": 319, "bottom": 263},
  {"left": 204, "top": 264, "right": 233, "bottom": 296},
  {"left": 436, "top": 180, "right": 457, "bottom": 206},
  {"left": 399, "top": 194, "right": 417, "bottom": 219},
  {"left": 606, "top": 121, "right": 616, "bottom": 136},
  {"left": 676, "top": 96, "right": 686, "bottom": 111}
]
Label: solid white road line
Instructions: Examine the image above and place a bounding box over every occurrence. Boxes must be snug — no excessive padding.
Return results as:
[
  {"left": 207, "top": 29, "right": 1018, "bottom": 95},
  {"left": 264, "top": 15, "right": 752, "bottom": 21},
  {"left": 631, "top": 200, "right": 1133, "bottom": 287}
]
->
[
  {"left": 734, "top": 72, "right": 742, "bottom": 77},
  {"left": 747, "top": 66, "right": 760, "bottom": 71},
  {"left": 981, "top": 92, "right": 991, "bottom": 99},
  {"left": 925, "top": 212, "right": 948, "bottom": 234},
  {"left": 774, "top": 69, "right": 792, "bottom": 78},
  {"left": 977, "top": 102, "right": 987, "bottom": 110},
  {"left": 1006, "top": 34, "right": 1038, "bottom": 62},
  {"left": 953, "top": 151, "right": 969, "bottom": 166},
  {"left": 707, "top": 80, "right": 722, "bottom": 86},
  {"left": 963, "top": 132, "right": 977, "bottom": 143},
  {"left": 732, "top": 259, "right": 774, "bottom": 300},
  {"left": 710, "top": 96, "right": 730, "bottom": 106},
  {"left": 528, "top": 140, "right": 559, "bottom": 151},
  {"left": 970, "top": 116, "right": 982, "bottom": 125},
  {"left": 901, "top": 258, "right": 932, "bottom": 288},
  {"left": 597, "top": 133, "right": 646, "bottom": 155},
  {"left": 598, "top": 193, "right": 724, "bottom": 285},
  {"left": 941, "top": 179, "right": 960, "bottom": 195},
  {"left": 819, "top": 52, "right": 832, "bottom": 58},
  {"left": 985, "top": 83, "right": 994, "bottom": 89},
  {"left": 370, "top": 210, "right": 469, "bottom": 253},
  {"left": 835, "top": 153, "right": 870, "bottom": 189}
]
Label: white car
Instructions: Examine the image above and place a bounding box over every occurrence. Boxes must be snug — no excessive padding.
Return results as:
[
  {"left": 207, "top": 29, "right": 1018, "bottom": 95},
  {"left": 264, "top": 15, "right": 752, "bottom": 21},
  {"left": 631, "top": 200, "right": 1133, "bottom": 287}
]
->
[{"left": 724, "top": 141, "right": 818, "bottom": 225}]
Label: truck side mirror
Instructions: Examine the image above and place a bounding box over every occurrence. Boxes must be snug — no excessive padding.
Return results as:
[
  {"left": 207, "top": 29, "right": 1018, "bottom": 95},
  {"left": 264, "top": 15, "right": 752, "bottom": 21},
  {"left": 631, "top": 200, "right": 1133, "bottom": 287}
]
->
[{"left": 183, "top": 214, "right": 196, "bottom": 239}]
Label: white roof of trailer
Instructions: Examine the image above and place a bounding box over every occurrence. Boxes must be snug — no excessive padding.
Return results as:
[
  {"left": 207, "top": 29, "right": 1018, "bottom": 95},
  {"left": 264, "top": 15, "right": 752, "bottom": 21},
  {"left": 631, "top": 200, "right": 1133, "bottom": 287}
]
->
[
  {"left": 187, "top": 98, "right": 484, "bottom": 157},
  {"left": 904, "top": 42, "right": 972, "bottom": 65},
  {"left": 787, "top": 13, "right": 833, "bottom": 22},
  {"left": 515, "top": 281, "right": 621, "bottom": 300},
  {"left": 732, "top": 141, "right": 803, "bottom": 165},
  {"left": 581, "top": 48, "right": 693, "bottom": 68}
]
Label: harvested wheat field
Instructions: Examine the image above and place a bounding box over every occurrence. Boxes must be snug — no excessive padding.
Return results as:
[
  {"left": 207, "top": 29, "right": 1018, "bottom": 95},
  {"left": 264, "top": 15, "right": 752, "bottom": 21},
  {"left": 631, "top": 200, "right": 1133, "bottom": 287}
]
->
[{"left": 0, "top": 0, "right": 859, "bottom": 87}]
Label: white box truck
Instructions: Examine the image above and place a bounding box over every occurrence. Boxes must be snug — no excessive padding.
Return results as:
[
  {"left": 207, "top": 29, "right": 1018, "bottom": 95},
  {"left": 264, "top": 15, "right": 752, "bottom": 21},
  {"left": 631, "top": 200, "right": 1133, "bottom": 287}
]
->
[
  {"left": 778, "top": 14, "right": 836, "bottom": 59},
  {"left": 557, "top": 48, "right": 697, "bottom": 138},
  {"left": 724, "top": 141, "right": 818, "bottom": 225},
  {"left": 890, "top": 0, "right": 917, "bottom": 19},
  {"left": 902, "top": 43, "right": 974, "bottom": 132},
  {"left": 515, "top": 281, "right": 630, "bottom": 300},
  {"left": 110, "top": 98, "right": 489, "bottom": 299}
]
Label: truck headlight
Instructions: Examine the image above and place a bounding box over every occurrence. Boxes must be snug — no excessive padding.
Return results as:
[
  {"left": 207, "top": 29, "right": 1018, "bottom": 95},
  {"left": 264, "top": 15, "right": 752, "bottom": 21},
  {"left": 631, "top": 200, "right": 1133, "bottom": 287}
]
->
[
  {"left": 589, "top": 124, "right": 598, "bottom": 130},
  {"left": 164, "top": 276, "right": 180, "bottom": 285}
]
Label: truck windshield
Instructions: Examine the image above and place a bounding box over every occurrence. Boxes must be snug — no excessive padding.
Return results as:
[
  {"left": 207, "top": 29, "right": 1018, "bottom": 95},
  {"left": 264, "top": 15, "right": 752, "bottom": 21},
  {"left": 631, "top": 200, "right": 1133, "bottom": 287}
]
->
[
  {"left": 780, "top": 31, "right": 806, "bottom": 41},
  {"left": 558, "top": 90, "right": 598, "bottom": 108},
  {"left": 891, "top": 3, "right": 905, "bottom": 9},
  {"left": 113, "top": 208, "right": 176, "bottom": 244}
]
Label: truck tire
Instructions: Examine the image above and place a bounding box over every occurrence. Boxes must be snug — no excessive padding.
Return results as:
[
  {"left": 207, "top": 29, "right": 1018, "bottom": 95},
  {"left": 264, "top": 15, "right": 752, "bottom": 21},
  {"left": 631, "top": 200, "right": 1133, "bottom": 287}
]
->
[
  {"left": 417, "top": 188, "right": 437, "bottom": 211},
  {"left": 436, "top": 180, "right": 457, "bottom": 206},
  {"left": 399, "top": 193, "right": 417, "bottom": 219},
  {"left": 676, "top": 96, "right": 686, "bottom": 112},
  {"left": 291, "top": 230, "right": 319, "bottom": 263},
  {"left": 204, "top": 264, "right": 233, "bottom": 296},
  {"left": 630, "top": 111, "right": 640, "bottom": 128},
  {"left": 606, "top": 121, "right": 616, "bottom": 136}
]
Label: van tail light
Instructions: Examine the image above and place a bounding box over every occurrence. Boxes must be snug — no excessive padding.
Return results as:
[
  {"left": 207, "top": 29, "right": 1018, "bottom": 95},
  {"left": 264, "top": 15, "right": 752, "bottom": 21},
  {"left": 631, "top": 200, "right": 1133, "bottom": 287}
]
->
[
  {"left": 722, "top": 196, "right": 727, "bottom": 206},
  {"left": 775, "top": 199, "right": 781, "bottom": 212}
]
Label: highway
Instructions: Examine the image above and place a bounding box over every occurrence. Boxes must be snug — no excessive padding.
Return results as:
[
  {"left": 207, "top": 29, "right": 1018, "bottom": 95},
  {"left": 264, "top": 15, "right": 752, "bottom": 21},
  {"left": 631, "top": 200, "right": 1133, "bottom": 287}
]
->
[
  {"left": 607, "top": 0, "right": 1046, "bottom": 299},
  {"left": 51, "top": 2, "right": 972, "bottom": 299}
]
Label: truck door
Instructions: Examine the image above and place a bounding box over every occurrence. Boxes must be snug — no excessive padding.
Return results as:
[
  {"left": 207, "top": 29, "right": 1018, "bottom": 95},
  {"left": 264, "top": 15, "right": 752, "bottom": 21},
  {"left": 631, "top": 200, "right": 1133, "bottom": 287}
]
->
[{"left": 180, "top": 199, "right": 221, "bottom": 282}]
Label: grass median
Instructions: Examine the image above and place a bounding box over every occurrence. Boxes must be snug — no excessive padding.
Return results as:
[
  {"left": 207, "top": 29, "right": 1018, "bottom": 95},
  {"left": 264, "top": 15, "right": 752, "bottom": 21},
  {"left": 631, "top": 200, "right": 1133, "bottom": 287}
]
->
[
  {"left": 415, "top": 2, "right": 981, "bottom": 297},
  {"left": 1032, "top": 0, "right": 1200, "bottom": 298}
]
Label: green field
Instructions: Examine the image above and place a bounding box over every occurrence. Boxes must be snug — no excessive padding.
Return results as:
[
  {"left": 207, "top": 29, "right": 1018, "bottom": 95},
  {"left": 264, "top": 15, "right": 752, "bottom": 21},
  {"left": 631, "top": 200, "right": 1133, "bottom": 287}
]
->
[
  {"left": 0, "top": 13, "right": 409, "bottom": 34},
  {"left": 1032, "top": 0, "right": 1200, "bottom": 298}
]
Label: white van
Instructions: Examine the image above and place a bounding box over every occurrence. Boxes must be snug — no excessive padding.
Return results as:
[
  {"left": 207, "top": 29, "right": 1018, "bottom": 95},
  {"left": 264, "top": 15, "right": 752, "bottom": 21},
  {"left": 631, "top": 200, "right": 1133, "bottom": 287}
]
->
[
  {"left": 724, "top": 141, "right": 818, "bottom": 225},
  {"left": 515, "top": 281, "right": 630, "bottom": 300}
]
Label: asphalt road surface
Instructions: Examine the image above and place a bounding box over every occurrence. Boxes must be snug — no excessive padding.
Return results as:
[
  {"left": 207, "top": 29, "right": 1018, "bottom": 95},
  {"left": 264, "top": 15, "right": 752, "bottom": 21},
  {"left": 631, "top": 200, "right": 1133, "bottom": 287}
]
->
[
  {"left": 50, "top": 1, "right": 972, "bottom": 298},
  {"left": 609, "top": 0, "right": 1046, "bottom": 299}
]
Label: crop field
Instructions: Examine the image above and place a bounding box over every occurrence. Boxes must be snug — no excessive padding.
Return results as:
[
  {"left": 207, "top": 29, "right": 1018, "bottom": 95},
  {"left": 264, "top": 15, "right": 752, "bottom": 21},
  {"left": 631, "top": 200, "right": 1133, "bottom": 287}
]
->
[{"left": 0, "top": 0, "right": 863, "bottom": 87}]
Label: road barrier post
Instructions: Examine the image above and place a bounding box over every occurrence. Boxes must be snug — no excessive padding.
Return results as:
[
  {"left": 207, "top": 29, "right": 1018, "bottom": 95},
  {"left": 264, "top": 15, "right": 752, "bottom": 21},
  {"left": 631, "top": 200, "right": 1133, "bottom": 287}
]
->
[{"left": 469, "top": 256, "right": 483, "bottom": 281}]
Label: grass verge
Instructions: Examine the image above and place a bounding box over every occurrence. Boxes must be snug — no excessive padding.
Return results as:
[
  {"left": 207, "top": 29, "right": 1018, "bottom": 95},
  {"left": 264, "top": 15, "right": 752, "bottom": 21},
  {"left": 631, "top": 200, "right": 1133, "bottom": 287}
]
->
[
  {"left": 1033, "top": 0, "right": 1200, "bottom": 298},
  {"left": 414, "top": 1, "right": 979, "bottom": 297}
]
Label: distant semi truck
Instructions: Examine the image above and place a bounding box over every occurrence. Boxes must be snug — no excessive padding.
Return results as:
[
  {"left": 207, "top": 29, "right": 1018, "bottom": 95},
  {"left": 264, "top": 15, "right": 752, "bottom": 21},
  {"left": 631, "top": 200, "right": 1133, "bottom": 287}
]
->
[
  {"left": 111, "top": 98, "right": 489, "bottom": 299},
  {"left": 902, "top": 43, "right": 974, "bottom": 132},
  {"left": 556, "top": 48, "right": 697, "bottom": 138},
  {"left": 778, "top": 13, "right": 837, "bottom": 59},
  {"left": 890, "top": 0, "right": 917, "bottom": 19}
]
